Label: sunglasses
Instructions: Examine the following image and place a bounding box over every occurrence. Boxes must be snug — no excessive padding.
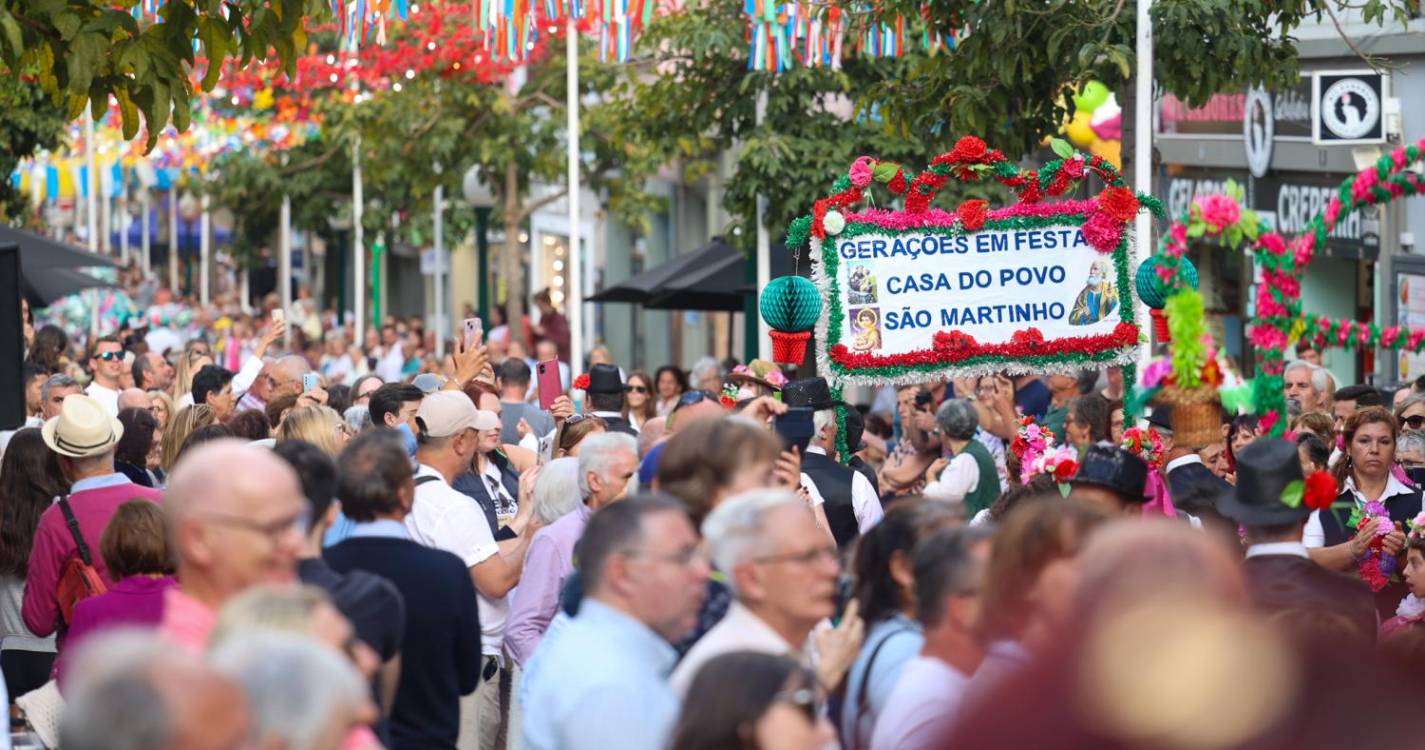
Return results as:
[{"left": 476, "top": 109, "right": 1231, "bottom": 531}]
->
[
  {"left": 772, "top": 688, "right": 822, "bottom": 722},
  {"left": 565, "top": 414, "right": 587, "bottom": 426},
  {"left": 627, "top": 385, "right": 650, "bottom": 394},
  {"left": 94, "top": 351, "right": 124, "bottom": 362},
  {"left": 674, "top": 390, "right": 720, "bottom": 410},
  {"left": 1403, "top": 415, "right": 1425, "bottom": 430}
]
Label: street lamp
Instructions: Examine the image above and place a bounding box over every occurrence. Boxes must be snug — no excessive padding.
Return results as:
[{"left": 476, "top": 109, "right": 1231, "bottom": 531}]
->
[{"left": 463, "top": 165, "right": 495, "bottom": 324}]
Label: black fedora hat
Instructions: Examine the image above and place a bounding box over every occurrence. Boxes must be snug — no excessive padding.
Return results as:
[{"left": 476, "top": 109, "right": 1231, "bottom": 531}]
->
[
  {"left": 1069, "top": 445, "right": 1149, "bottom": 501},
  {"left": 782, "top": 377, "right": 846, "bottom": 411},
  {"left": 586, "top": 363, "right": 626, "bottom": 395},
  {"left": 1217, "top": 439, "right": 1309, "bottom": 526},
  {"left": 1146, "top": 406, "right": 1172, "bottom": 432}
]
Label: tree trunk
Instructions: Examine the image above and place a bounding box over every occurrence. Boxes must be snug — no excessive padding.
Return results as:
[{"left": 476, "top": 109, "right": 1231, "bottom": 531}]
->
[{"left": 503, "top": 158, "right": 528, "bottom": 351}]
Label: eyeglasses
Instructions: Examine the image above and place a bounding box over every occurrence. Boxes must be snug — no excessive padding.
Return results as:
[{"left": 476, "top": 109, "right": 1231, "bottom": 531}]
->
[
  {"left": 1403, "top": 415, "right": 1425, "bottom": 430},
  {"left": 772, "top": 688, "right": 822, "bottom": 722},
  {"left": 94, "top": 351, "right": 124, "bottom": 362},
  {"left": 628, "top": 385, "right": 650, "bottom": 394},
  {"left": 195, "top": 509, "right": 310, "bottom": 542},
  {"left": 751, "top": 545, "right": 839, "bottom": 566},
  {"left": 674, "top": 390, "right": 720, "bottom": 411},
  {"left": 622, "top": 544, "right": 708, "bottom": 568}
]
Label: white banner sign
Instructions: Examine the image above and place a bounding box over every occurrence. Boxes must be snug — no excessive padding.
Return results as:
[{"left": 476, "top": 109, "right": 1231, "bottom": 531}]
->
[{"left": 830, "top": 225, "right": 1123, "bottom": 357}]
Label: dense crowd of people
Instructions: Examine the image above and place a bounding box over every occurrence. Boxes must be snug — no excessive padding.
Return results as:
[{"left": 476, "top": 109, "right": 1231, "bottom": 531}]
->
[{"left": 7, "top": 289, "right": 1425, "bottom": 750}]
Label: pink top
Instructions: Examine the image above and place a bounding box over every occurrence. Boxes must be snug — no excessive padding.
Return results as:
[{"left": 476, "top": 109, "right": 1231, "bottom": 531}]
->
[
  {"left": 21, "top": 476, "right": 163, "bottom": 641},
  {"left": 160, "top": 587, "right": 218, "bottom": 653},
  {"left": 60, "top": 575, "right": 177, "bottom": 685}
]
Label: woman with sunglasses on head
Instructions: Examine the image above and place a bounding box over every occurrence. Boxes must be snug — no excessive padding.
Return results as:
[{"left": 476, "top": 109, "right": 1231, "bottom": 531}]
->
[
  {"left": 671, "top": 651, "right": 834, "bottom": 750},
  {"left": 554, "top": 414, "right": 607, "bottom": 458},
  {"left": 1397, "top": 393, "right": 1425, "bottom": 434},
  {"left": 623, "top": 371, "right": 659, "bottom": 433},
  {"left": 1306, "top": 406, "right": 1421, "bottom": 618}
]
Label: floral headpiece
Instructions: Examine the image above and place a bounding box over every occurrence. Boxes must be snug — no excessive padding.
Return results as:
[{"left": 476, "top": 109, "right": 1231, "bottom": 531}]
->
[
  {"left": 1010, "top": 416, "right": 1062, "bottom": 484},
  {"left": 731, "top": 362, "right": 789, "bottom": 389},
  {"left": 1025, "top": 445, "right": 1080, "bottom": 486},
  {"left": 1120, "top": 427, "right": 1166, "bottom": 469},
  {"left": 1279, "top": 471, "right": 1337, "bottom": 512},
  {"left": 572, "top": 372, "right": 590, "bottom": 391}
]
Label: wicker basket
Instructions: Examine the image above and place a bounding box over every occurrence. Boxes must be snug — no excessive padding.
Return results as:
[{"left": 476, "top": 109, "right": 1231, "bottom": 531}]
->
[{"left": 1154, "top": 384, "right": 1223, "bottom": 448}]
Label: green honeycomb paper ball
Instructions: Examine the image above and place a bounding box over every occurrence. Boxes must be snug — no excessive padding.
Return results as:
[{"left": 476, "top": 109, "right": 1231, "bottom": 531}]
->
[
  {"left": 760, "top": 276, "right": 822, "bottom": 332},
  {"left": 1135, "top": 255, "right": 1198, "bottom": 310}
]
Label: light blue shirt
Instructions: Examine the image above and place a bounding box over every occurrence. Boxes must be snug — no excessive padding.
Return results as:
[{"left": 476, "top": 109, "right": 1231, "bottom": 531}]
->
[
  {"left": 347, "top": 519, "right": 410, "bottom": 540},
  {"left": 520, "top": 600, "right": 678, "bottom": 750},
  {"left": 68, "top": 472, "right": 131, "bottom": 494},
  {"left": 841, "top": 614, "right": 924, "bottom": 749}
]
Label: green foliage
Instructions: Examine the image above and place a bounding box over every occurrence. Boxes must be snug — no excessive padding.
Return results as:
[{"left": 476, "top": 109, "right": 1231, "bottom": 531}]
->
[
  {"left": 854, "top": 0, "right": 1417, "bottom": 160},
  {"left": 615, "top": 0, "right": 1005, "bottom": 252},
  {"left": 0, "top": 76, "right": 68, "bottom": 221},
  {"left": 0, "top": 0, "right": 326, "bottom": 150}
]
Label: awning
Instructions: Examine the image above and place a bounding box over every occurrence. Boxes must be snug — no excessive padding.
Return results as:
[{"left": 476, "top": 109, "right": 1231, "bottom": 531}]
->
[
  {"left": 0, "top": 225, "right": 117, "bottom": 271},
  {"left": 587, "top": 237, "right": 743, "bottom": 307},
  {"left": 22, "top": 266, "right": 116, "bottom": 306},
  {"left": 643, "top": 243, "right": 751, "bottom": 311}
]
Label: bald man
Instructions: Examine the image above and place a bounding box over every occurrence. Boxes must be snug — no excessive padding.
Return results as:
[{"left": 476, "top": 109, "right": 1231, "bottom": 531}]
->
[
  {"left": 117, "top": 388, "right": 152, "bottom": 412},
  {"left": 60, "top": 630, "right": 252, "bottom": 750},
  {"left": 161, "top": 439, "right": 306, "bottom": 651}
]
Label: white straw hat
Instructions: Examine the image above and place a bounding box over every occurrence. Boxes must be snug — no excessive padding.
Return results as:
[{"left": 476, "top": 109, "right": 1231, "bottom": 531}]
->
[{"left": 42, "top": 394, "right": 123, "bottom": 458}]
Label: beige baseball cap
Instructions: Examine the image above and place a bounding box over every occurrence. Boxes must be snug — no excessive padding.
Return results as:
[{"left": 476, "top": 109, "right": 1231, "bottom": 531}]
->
[
  {"left": 415, "top": 391, "right": 481, "bottom": 438},
  {"left": 473, "top": 410, "right": 501, "bottom": 432}
]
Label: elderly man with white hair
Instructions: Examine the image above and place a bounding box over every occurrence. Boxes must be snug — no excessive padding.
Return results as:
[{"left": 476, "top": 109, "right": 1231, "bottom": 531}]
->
[
  {"left": 1284, "top": 359, "right": 1331, "bottom": 414},
  {"left": 923, "top": 399, "right": 1002, "bottom": 518},
  {"left": 505, "top": 434, "right": 638, "bottom": 667},
  {"left": 669, "top": 489, "right": 865, "bottom": 698}
]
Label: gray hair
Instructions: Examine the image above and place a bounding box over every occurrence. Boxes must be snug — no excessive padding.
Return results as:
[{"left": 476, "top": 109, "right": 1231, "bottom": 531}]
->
[
  {"left": 577, "top": 432, "right": 638, "bottom": 497},
  {"left": 701, "top": 489, "right": 805, "bottom": 593},
  {"left": 691, "top": 356, "right": 721, "bottom": 382},
  {"left": 1285, "top": 360, "right": 1329, "bottom": 395},
  {"left": 1399, "top": 429, "right": 1425, "bottom": 457},
  {"left": 59, "top": 629, "right": 192, "bottom": 750},
  {"left": 211, "top": 630, "right": 368, "bottom": 750},
  {"left": 41, "top": 373, "right": 79, "bottom": 404},
  {"left": 344, "top": 404, "right": 373, "bottom": 432},
  {"left": 275, "top": 354, "right": 312, "bottom": 378},
  {"left": 533, "top": 457, "right": 583, "bottom": 525},
  {"left": 913, "top": 525, "right": 996, "bottom": 628},
  {"left": 1397, "top": 393, "right": 1425, "bottom": 420},
  {"left": 936, "top": 398, "right": 980, "bottom": 441},
  {"left": 812, "top": 408, "right": 837, "bottom": 441}
]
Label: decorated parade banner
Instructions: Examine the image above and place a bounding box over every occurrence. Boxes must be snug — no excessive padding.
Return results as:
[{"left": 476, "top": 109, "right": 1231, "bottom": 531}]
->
[{"left": 769, "top": 136, "right": 1158, "bottom": 386}]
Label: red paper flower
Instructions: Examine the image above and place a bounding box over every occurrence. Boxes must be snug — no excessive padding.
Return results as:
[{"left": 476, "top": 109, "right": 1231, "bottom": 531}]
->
[
  {"left": 1011, "top": 328, "right": 1046, "bottom": 347},
  {"left": 947, "top": 136, "right": 988, "bottom": 163},
  {"left": 718, "top": 395, "right": 737, "bottom": 408},
  {"left": 573, "top": 373, "right": 590, "bottom": 390},
  {"left": 1304, "top": 471, "right": 1337, "bottom": 510},
  {"left": 1052, "top": 460, "right": 1079, "bottom": 483},
  {"left": 957, "top": 200, "right": 989, "bottom": 231},
  {"left": 888, "top": 171, "right": 908, "bottom": 194},
  {"left": 936, "top": 330, "right": 978, "bottom": 351},
  {"left": 1098, "top": 186, "right": 1140, "bottom": 222}
]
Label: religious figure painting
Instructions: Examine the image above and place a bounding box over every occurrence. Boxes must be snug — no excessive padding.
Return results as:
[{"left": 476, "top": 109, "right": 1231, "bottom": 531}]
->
[{"left": 1068, "top": 258, "right": 1119, "bottom": 326}]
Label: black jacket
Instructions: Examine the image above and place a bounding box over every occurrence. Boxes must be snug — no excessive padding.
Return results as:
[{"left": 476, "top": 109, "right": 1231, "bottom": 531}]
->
[
  {"left": 801, "top": 451, "right": 860, "bottom": 550},
  {"left": 1244, "top": 552, "right": 1378, "bottom": 643}
]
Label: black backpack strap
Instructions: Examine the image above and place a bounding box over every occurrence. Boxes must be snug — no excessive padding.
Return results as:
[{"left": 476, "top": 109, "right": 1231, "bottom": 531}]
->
[
  {"left": 414, "top": 476, "right": 443, "bottom": 487},
  {"left": 57, "top": 495, "right": 94, "bottom": 567}
]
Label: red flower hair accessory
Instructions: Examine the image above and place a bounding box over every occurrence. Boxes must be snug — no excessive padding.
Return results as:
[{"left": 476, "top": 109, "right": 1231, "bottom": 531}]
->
[
  {"left": 573, "top": 373, "right": 591, "bottom": 391},
  {"left": 1303, "top": 471, "right": 1337, "bottom": 511}
]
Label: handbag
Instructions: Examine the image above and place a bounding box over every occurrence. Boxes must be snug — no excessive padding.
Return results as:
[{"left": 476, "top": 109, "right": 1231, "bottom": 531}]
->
[{"left": 55, "top": 496, "right": 107, "bottom": 624}]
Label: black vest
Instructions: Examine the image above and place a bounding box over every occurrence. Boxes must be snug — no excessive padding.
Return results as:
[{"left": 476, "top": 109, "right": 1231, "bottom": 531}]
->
[
  {"left": 801, "top": 451, "right": 860, "bottom": 550},
  {"left": 452, "top": 451, "right": 522, "bottom": 539},
  {"left": 1319, "top": 486, "right": 1423, "bottom": 620}
]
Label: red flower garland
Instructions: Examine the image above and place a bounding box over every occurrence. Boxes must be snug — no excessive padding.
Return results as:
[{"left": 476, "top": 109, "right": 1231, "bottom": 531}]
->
[
  {"left": 1098, "top": 186, "right": 1141, "bottom": 222},
  {"left": 833, "top": 323, "right": 1139, "bottom": 370},
  {"left": 957, "top": 200, "right": 989, "bottom": 231}
]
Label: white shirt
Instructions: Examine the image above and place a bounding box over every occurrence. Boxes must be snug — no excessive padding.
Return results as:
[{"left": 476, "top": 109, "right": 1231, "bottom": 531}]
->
[
  {"left": 230, "top": 354, "right": 265, "bottom": 400},
  {"left": 1303, "top": 473, "right": 1413, "bottom": 548},
  {"left": 670, "top": 602, "right": 815, "bottom": 697},
  {"left": 1165, "top": 454, "right": 1204, "bottom": 473},
  {"left": 407, "top": 464, "right": 506, "bottom": 656},
  {"left": 0, "top": 416, "right": 44, "bottom": 463},
  {"left": 799, "top": 473, "right": 826, "bottom": 507},
  {"left": 922, "top": 452, "right": 981, "bottom": 505},
  {"left": 806, "top": 446, "right": 884, "bottom": 533},
  {"left": 1245, "top": 541, "right": 1310, "bottom": 559},
  {"left": 85, "top": 382, "right": 120, "bottom": 416},
  {"left": 375, "top": 341, "right": 406, "bottom": 383},
  {"left": 870, "top": 656, "right": 970, "bottom": 750}
]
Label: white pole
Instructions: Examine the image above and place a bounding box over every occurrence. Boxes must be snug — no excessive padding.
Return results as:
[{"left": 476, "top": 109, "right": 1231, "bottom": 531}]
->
[
  {"left": 353, "top": 137, "right": 365, "bottom": 347},
  {"left": 1134, "top": 0, "right": 1153, "bottom": 367},
  {"left": 141, "top": 188, "right": 151, "bottom": 278},
  {"left": 755, "top": 90, "right": 771, "bottom": 361},
  {"left": 119, "top": 194, "right": 129, "bottom": 266},
  {"left": 199, "top": 193, "right": 210, "bottom": 306},
  {"left": 566, "top": 19, "right": 584, "bottom": 377},
  {"left": 168, "top": 188, "right": 179, "bottom": 294},
  {"left": 280, "top": 190, "right": 292, "bottom": 349},
  {"left": 433, "top": 171, "right": 446, "bottom": 359},
  {"left": 85, "top": 112, "right": 97, "bottom": 253}
]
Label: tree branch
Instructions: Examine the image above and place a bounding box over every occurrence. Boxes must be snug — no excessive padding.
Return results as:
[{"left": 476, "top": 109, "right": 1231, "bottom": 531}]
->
[
  {"left": 515, "top": 187, "right": 570, "bottom": 221},
  {"left": 1318, "top": 0, "right": 1389, "bottom": 71}
]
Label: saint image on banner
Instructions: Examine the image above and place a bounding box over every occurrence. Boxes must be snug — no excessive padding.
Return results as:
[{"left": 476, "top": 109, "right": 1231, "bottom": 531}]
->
[
  {"left": 1068, "top": 258, "right": 1119, "bottom": 326},
  {"left": 849, "top": 307, "right": 882, "bottom": 352},
  {"left": 848, "top": 263, "right": 878, "bottom": 305}
]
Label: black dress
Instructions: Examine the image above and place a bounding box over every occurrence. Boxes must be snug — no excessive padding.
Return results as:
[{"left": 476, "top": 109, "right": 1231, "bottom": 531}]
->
[{"left": 1317, "top": 483, "right": 1424, "bottom": 620}]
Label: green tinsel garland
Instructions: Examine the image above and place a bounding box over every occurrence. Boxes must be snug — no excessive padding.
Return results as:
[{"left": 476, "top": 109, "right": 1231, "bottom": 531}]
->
[{"left": 1164, "top": 290, "right": 1206, "bottom": 389}]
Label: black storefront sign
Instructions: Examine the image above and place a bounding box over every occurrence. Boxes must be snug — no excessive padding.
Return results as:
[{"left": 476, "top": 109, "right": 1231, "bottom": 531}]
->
[
  {"left": 1313, "top": 71, "right": 1385, "bottom": 145},
  {"left": 1252, "top": 173, "right": 1380, "bottom": 260},
  {"left": 1163, "top": 169, "right": 1252, "bottom": 220}
]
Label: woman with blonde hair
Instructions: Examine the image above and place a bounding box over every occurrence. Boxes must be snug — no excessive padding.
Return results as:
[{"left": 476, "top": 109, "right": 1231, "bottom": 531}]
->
[
  {"left": 159, "top": 404, "right": 216, "bottom": 473},
  {"left": 147, "top": 389, "right": 175, "bottom": 430},
  {"left": 277, "top": 405, "right": 353, "bottom": 457},
  {"left": 171, "top": 345, "right": 214, "bottom": 406}
]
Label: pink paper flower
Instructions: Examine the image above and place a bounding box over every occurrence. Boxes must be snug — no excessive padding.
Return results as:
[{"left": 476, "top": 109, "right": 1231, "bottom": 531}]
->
[
  {"left": 1170, "top": 223, "right": 1187, "bottom": 247},
  {"left": 849, "top": 157, "right": 874, "bottom": 188},
  {"left": 1195, "top": 194, "right": 1241, "bottom": 232},
  {"left": 1324, "top": 198, "right": 1343, "bottom": 225},
  {"left": 1081, "top": 211, "right": 1123, "bottom": 253},
  {"left": 1258, "top": 232, "right": 1286, "bottom": 256}
]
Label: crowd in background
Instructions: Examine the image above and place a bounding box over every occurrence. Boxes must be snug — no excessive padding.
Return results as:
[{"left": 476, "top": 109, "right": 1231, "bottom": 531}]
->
[{"left": 5, "top": 278, "right": 1425, "bottom": 750}]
